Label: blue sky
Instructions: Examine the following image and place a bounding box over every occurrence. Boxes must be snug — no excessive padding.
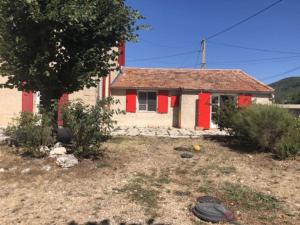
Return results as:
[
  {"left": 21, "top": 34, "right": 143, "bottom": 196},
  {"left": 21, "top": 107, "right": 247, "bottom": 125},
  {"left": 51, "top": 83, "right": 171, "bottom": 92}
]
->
[{"left": 125, "top": 0, "right": 300, "bottom": 84}]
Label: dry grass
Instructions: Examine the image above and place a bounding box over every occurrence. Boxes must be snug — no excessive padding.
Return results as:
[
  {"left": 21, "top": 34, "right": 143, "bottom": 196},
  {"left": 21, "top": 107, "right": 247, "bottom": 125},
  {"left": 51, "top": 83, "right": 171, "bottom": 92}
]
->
[{"left": 0, "top": 136, "right": 299, "bottom": 225}]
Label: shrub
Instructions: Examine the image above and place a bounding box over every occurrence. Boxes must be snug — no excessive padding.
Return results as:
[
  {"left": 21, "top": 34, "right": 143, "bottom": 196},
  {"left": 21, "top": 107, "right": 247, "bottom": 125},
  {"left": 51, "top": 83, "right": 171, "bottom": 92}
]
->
[
  {"left": 217, "top": 100, "right": 238, "bottom": 134},
  {"left": 62, "top": 97, "right": 123, "bottom": 158},
  {"left": 5, "top": 111, "right": 55, "bottom": 155},
  {"left": 218, "top": 104, "right": 298, "bottom": 159},
  {"left": 228, "top": 104, "right": 295, "bottom": 151},
  {"left": 275, "top": 119, "right": 300, "bottom": 159}
]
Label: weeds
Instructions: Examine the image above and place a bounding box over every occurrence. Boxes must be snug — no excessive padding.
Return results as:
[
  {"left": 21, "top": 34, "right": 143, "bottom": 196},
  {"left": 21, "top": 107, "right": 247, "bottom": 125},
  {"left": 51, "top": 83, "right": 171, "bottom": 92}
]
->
[{"left": 222, "top": 182, "right": 280, "bottom": 210}]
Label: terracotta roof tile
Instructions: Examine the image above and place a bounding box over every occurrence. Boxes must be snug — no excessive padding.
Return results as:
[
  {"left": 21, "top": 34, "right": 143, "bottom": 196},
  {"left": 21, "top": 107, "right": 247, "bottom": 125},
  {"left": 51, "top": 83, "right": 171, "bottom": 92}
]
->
[{"left": 111, "top": 67, "right": 274, "bottom": 93}]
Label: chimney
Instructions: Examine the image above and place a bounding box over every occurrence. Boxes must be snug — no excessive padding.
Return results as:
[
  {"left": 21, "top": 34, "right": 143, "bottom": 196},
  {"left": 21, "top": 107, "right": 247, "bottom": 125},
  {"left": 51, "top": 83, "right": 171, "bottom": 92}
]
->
[{"left": 118, "top": 41, "right": 126, "bottom": 67}]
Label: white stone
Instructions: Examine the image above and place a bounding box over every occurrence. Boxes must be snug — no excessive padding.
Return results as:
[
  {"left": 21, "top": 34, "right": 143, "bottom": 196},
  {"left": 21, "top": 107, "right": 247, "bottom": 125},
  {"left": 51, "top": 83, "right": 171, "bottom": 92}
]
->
[
  {"left": 54, "top": 142, "right": 63, "bottom": 148},
  {"left": 21, "top": 168, "right": 31, "bottom": 174},
  {"left": 49, "top": 147, "right": 67, "bottom": 158},
  {"left": 39, "top": 146, "right": 50, "bottom": 154},
  {"left": 9, "top": 166, "right": 17, "bottom": 171},
  {"left": 0, "top": 168, "right": 5, "bottom": 173},
  {"left": 42, "top": 165, "right": 51, "bottom": 171},
  {"left": 56, "top": 154, "right": 78, "bottom": 168}
]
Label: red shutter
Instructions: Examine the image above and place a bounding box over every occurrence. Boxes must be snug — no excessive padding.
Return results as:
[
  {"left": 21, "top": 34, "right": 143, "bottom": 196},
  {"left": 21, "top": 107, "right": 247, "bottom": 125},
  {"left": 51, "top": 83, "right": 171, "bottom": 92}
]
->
[
  {"left": 57, "top": 93, "right": 69, "bottom": 126},
  {"left": 118, "top": 41, "right": 125, "bottom": 66},
  {"left": 238, "top": 94, "right": 252, "bottom": 107},
  {"left": 198, "top": 92, "right": 211, "bottom": 129},
  {"left": 158, "top": 90, "right": 168, "bottom": 113},
  {"left": 22, "top": 91, "right": 34, "bottom": 113},
  {"left": 102, "top": 76, "right": 106, "bottom": 98},
  {"left": 126, "top": 90, "right": 136, "bottom": 113},
  {"left": 171, "top": 95, "right": 180, "bottom": 107}
]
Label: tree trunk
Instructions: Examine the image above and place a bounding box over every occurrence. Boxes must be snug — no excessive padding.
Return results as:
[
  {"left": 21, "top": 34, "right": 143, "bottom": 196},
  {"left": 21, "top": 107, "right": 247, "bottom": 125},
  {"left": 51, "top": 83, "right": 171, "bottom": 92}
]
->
[{"left": 39, "top": 90, "right": 62, "bottom": 129}]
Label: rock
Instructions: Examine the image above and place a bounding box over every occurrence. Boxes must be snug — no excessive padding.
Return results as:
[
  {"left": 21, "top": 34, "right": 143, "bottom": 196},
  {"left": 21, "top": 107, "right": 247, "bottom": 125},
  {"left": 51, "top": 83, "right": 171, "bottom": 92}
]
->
[
  {"left": 39, "top": 146, "right": 50, "bottom": 154},
  {"left": 41, "top": 165, "right": 51, "bottom": 171},
  {"left": 9, "top": 166, "right": 17, "bottom": 172},
  {"left": 56, "top": 154, "right": 78, "bottom": 168},
  {"left": 54, "top": 142, "right": 63, "bottom": 148},
  {"left": 21, "top": 168, "right": 31, "bottom": 174},
  {"left": 180, "top": 151, "right": 194, "bottom": 158},
  {"left": 0, "top": 168, "right": 6, "bottom": 173},
  {"left": 49, "top": 147, "right": 67, "bottom": 158}
]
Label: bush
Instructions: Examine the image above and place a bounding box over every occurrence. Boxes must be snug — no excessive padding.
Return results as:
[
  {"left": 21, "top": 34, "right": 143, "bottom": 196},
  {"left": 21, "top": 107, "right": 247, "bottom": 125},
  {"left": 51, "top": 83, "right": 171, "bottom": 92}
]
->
[
  {"left": 218, "top": 104, "right": 298, "bottom": 158},
  {"left": 5, "top": 111, "right": 55, "bottom": 155},
  {"left": 217, "top": 100, "right": 238, "bottom": 134},
  {"left": 228, "top": 105, "right": 295, "bottom": 150},
  {"left": 275, "top": 131, "right": 300, "bottom": 159},
  {"left": 62, "top": 97, "right": 123, "bottom": 158}
]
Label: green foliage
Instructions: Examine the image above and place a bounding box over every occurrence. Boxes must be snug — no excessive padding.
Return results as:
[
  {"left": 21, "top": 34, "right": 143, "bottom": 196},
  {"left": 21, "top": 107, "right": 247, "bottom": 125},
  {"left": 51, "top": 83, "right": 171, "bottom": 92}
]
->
[
  {"left": 222, "top": 182, "right": 280, "bottom": 210},
  {"left": 275, "top": 125, "right": 300, "bottom": 159},
  {"left": 270, "top": 77, "right": 300, "bottom": 103},
  {"left": 227, "top": 104, "right": 295, "bottom": 151},
  {"left": 219, "top": 104, "right": 299, "bottom": 159},
  {"left": 62, "top": 97, "right": 123, "bottom": 158},
  {"left": 5, "top": 112, "right": 55, "bottom": 154},
  {"left": 0, "top": 0, "right": 144, "bottom": 109},
  {"left": 286, "top": 91, "right": 300, "bottom": 104},
  {"left": 217, "top": 100, "right": 238, "bottom": 134}
]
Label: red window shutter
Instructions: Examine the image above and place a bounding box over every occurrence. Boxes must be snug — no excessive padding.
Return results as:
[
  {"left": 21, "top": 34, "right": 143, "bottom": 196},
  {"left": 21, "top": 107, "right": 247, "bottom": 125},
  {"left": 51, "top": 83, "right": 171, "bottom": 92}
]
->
[
  {"left": 171, "top": 95, "right": 180, "bottom": 107},
  {"left": 126, "top": 90, "right": 136, "bottom": 113},
  {"left": 238, "top": 94, "right": 252, "bottom": 107},
  {"left": 102, "top": 76, "right": 106, "bottom": 98},
  {"left": 198, "top": 92, "right": 211, "bottom": 129},
  {"left": 118, "top": 41, "right": 126, "bottom": 66},
  {"left": 22, "top": 91, "right": 34, "bottom": 113},
  {"left": 158, "top": 90, "right": 168, "bottom": 113},
  {"left": 58, "top": 94, "right": 69, "bottom": 126}
]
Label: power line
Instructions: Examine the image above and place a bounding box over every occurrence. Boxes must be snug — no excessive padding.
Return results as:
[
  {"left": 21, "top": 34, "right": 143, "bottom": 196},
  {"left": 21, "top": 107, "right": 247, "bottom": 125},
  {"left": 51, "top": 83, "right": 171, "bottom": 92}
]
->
[
  {"left": 208, "top": 41, "right": 300, "bottom": 55},
  {"left": 261, "top": 65, "right": 300, "bottom": 81},
  {"left": 127, "top": 50, "right": 200, "bottom": 62},
  {"left": 208, "top": 55, "right": 300, "bottom": 65},
  {"left": 139, "top": 38, "right": 196, "bottom": 49},
  {"left": 207, "top": 0, "right": 283, "bottom": 40}
]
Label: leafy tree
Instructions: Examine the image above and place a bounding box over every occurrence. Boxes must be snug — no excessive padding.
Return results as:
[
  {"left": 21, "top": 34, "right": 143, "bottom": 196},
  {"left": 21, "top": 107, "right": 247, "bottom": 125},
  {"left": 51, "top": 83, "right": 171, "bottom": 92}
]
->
[{"left": 0, "top": 0, "right": 143, "bottom": 112}]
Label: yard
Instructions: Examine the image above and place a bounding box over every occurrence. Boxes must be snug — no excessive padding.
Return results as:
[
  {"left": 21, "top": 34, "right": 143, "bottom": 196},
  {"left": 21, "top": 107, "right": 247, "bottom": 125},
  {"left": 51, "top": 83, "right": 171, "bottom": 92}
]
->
[{"left": 0, "top": 136, "right": 299, "bottom": 225}]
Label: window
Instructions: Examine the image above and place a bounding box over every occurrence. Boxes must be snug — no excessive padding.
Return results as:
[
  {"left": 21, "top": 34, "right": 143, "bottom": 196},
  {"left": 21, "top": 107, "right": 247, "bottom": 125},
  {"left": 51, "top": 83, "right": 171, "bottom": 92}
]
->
[
  {"left": 138, "top": 91, "right": 157, "bottom": 112},
  {"left": 211, "top": 95, "right": 237, "bottom": 124}
]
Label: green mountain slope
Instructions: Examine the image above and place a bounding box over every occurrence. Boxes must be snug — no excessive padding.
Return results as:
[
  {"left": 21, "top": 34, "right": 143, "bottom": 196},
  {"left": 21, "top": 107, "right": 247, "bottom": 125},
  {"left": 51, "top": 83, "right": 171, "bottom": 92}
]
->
[{"left": 269, "top": 77, "right": 300, "bottom": 104}]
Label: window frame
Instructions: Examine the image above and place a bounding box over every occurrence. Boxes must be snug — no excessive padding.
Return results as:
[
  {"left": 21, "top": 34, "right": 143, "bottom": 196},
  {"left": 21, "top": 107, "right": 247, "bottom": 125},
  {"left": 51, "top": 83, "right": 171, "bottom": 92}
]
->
[{"left": 137, "top": 90, "right": 158, "bottom": 112}]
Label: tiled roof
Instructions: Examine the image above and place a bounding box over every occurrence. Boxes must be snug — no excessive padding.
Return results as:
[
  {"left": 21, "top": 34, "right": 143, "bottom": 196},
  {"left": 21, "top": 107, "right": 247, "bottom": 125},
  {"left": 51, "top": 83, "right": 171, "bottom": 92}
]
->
[{"left": 111, "top": 67, "right": 274, "bottom": 93}]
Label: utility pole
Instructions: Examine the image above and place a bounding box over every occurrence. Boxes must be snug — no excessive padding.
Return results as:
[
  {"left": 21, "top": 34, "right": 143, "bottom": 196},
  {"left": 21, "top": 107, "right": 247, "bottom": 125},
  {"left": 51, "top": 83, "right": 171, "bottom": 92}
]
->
[{"left": 201, "top": 39, "right": 206, "bottom": 69}]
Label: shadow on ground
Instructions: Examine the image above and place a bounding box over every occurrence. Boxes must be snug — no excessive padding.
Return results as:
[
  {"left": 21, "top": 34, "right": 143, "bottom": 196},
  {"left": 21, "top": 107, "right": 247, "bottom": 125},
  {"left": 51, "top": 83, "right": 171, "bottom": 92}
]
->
[
  {"left": 203, "top": 134, "right": 265, "bottom": 155},
  {"left": 68, "top": 218, "right": 169, "bottom": 225}
]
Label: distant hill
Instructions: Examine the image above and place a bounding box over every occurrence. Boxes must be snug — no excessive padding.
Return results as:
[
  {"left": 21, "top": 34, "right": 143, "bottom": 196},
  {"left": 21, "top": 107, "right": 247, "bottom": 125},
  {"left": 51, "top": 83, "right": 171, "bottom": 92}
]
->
[{"left": 269, "top": 77, "right": 300, "bottom": 104}]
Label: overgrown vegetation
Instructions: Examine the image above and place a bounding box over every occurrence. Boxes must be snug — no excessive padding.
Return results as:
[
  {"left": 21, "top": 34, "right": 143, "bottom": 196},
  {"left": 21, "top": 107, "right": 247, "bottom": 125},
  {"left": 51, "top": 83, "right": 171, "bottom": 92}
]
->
[
  {"left": 222, "top": 182, "right": 280, "bottom": 210},
  {"left": 5, "top": 111, "right": 55, "bottom": 156},
  {"left": 62, "top": 97, "right": 123, "bottom": 158},
  {"left": 218, "top": 104, "right": 299, "bottom": 159},
  {"left": 4, "top": 97, "right": 122, "bottom": 158}
]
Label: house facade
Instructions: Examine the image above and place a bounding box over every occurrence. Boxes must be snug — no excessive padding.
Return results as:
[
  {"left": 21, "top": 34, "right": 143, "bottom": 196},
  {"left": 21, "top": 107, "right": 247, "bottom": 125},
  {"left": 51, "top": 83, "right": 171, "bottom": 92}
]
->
[
  {"left": 110, "top": 68, "right": 274, "bottom": 129},
  {"left": 0, "top": 43, "right": 274, "bottom": 129}
]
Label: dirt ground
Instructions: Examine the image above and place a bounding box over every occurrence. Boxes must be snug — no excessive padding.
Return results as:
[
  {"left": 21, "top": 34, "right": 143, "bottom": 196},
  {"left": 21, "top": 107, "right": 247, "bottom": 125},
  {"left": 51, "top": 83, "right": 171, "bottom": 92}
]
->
[{"left": 0, "top": 136, "right": 299, "bottom": 225}]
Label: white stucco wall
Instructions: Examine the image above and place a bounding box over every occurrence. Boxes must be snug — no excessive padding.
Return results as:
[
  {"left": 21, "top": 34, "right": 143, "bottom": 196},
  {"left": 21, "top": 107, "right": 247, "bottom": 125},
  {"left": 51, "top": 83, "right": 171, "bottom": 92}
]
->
[
  {"left": 0, "top": 77, "right": 23, "bottom": 126},
  {"left": 111, "top": 89, "right": 175, "bottom": 128},
  {"left": 69, "top": 87, "right": 98, "bottom": 106},
  {"left": 252, "top": 94, "right": 272, "bottom": 104}
]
